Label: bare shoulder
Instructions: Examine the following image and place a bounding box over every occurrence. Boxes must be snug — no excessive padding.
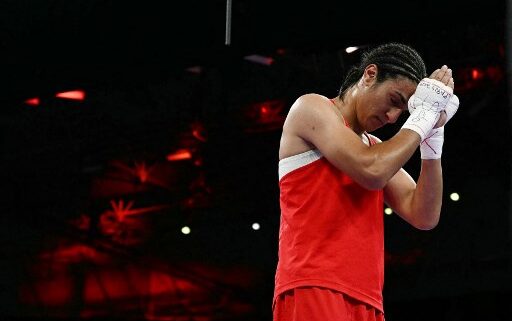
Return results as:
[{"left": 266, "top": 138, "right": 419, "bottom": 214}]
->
[
  {"left": 289, "top": 93, "right": 331, "bottom": 113},
  {"left": 284, "top": 93, "right": 334, "bottom": 129},
  {"left": 279, "top": 93, "right": 338, "bottom": 159}
]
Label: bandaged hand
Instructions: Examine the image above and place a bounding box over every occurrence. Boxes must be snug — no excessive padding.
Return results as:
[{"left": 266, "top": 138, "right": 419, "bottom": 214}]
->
[
  {"left": 419, "top": 94, "right": 460, "bottom": 159},
  {"left": 410, "top": 92, "right": 460, "bottom": 127},
  {"left": 402, "top": 78, "right": 453, "bottom": 141},
  {"left": 442, "top": 94, "right": 459, "bottom": 125}
]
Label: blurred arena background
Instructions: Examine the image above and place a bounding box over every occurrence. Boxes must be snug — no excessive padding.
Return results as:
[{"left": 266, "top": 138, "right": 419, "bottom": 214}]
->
[{"left": 1, "top": 1, "right": 510, "bottom": 320}]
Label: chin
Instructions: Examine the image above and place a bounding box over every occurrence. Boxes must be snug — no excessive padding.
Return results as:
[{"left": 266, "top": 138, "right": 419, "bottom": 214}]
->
[
  {"left": 365, "top": 123, "right": 379, "bottom": 133},
  {"left": 367, "top": 117, "right": 384, "bottom": 132}
]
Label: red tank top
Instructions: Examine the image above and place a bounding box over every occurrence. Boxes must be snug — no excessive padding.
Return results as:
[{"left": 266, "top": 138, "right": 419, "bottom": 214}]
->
[{"left": 274, "top": 109, "right": 385, "bottom": 312}]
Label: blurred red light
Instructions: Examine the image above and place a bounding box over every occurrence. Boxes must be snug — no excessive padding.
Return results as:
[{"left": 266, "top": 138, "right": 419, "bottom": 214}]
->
[
  {"left": 166, "top": 149, "right": 192, "bottom": 161},
  {"left": 56, "top": 90, "right": 86, "bottom": 101},
  {"left": 471, "top": 68, "right": 484, "bottom": 81},
  {"left": 25, "top": 97, "right": 40, "bottom": 106}
]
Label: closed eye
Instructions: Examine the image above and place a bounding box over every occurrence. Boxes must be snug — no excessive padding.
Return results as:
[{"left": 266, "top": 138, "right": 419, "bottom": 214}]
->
[
  {"left": 390, "top": 97, "right": 402, "bottom": 108},
  {"left": 394, "top": 91, "right": 407, "bottom": 106}
]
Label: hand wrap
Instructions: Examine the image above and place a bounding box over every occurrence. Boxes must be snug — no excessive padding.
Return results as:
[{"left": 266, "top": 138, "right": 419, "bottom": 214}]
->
[{"left": 402, "top": 78, "right": 453, "bottom": 141}]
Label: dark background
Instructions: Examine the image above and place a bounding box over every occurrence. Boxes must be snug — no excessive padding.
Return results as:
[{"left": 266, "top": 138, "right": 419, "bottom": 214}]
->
[{"left": 1, "top": 1, "right": 511, "bottom": 320}]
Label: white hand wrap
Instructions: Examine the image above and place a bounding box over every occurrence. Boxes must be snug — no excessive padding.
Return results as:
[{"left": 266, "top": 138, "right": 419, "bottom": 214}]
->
[
  {"left": 419, "top": 94, "right": 459, "bottom": 159},
  {"left": 444, "top": 94, "right": 459, "bottom": 124},
  {"left": 408, "top": 78, "right": 453, "bottom": 113},
  {"left": 420, "top": 126, "right": 444, "bottom": 159},
  {"left": 402, "top": 78, "right": 453, "bottom": 140},
  {"left": 409, "top": 92, "right": 460, "bottom": 126}
]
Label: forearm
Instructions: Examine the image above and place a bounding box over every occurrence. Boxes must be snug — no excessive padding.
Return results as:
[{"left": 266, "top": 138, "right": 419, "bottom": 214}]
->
[
  {"left": 360, "top": 75, "right": 452, "bottom": 189},
  {"left": 410, "top": 159, "right": 443, "bottom": 230},
  {"left": 387, "top": 68, "right": 456, "bottom": 229},
  {"left": 360, "top": 129, "right": 420, "bottom": 189}
]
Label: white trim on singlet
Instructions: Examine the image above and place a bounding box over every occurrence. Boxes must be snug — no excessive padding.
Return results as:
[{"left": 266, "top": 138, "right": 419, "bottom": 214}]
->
[
  {"left": 278, "top": 149, "right": 323, "bottom": 181},
  {"left": 362, "top": 133, "right": 370, "bottom": 146},
  {"left": 278, "top": 133, "right": 375, "bottom": 181}
]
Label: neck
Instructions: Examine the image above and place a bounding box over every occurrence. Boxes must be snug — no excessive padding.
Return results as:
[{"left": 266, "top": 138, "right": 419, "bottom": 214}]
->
[{"left": 333, "top": 90, "right": 365, "bottom": 136}]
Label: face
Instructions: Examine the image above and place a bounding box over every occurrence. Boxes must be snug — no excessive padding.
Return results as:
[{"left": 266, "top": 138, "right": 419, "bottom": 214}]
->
[{"left": 357, "top": 66, "right": 418, "bottom": 132}]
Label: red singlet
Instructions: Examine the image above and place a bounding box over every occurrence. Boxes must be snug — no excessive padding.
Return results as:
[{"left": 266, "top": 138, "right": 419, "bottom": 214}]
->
[{"left": 274, "top": 120, "right": 385, "bottom": 313}]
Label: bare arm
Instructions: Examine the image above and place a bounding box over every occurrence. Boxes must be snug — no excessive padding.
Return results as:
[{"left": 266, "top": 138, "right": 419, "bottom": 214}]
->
[
  {"left": 357, "top": 133, "right": 442, "bottom": 230},
  {"left": 285, "top": 94, "right": 421, "bottom": 190},
  {"left": 381, "top": 67, "right": 454, "bottom": 229},
  {"left": 383, "top": 153, "right": 442, "bottom": 230}
]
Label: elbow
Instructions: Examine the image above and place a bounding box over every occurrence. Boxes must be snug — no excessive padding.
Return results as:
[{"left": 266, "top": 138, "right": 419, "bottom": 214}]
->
[
  {"left": 413, "top": 217, "right": 440, "bottom": 231},
  {"left": 360, "top": 168, "right": 388, "bottom": 191},
  {"left": 362, "top": 179, "right": 387, "bottom": 191},
  {"left": 351, "top": 154, "right": 394, "bottom": 190}
]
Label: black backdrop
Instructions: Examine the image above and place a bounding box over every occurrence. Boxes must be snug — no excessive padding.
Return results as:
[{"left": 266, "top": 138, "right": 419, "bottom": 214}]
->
[{"left": 1, "top": 1, "right": 511, "bottom": 320}]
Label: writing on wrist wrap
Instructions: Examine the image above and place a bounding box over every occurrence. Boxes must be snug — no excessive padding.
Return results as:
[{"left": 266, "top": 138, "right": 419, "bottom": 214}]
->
[
  {"left": 409, "top": 93, "right": 460, "bottom": 126},
  {"left": 408, "top": 78, "right": 453, "bottom": 113},
  {"left": 402, "top": 78, "right": 453, "bottom": 141}
]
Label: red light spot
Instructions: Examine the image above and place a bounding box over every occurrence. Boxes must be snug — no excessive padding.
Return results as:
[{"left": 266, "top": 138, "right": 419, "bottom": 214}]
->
[
  {"left": 56, "top": 90, "right": 86, "bottom": 101},
  {"left": 251, "top": 100, "right": 285, "bottom": 123},
  {"left": 471, "top": 68, "right": 484, "bottom": 81},
  {"left": 166, "top": 149, "right": 192, "bottom": 161},
  {"left": 190, "top": 122, "right": 207, "bottom": 142},
  {"left": 25, "top": 97, "right": 40, "bottom": 106},
  {"left": 135, "top": 162, "right": 149, "bottom": 183},
  {"left": 243, "top": 99, "right": 286, "bottom": 132}
]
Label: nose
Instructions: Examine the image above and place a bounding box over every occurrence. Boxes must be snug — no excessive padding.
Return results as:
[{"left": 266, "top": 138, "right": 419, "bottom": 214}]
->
[{"left": 386, "top": 108, "right": 402, "bottom": 124}]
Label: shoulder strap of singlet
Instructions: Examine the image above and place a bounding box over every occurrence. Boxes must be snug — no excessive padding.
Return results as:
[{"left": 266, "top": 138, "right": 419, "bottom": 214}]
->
[
  {"left": 329, "top": 98, "right": 349, "bottom": 127},
  {"left": 363, "top": 132, "right": 376, "bottom": 146},
  {"left": 330, "top": 98, "right": 376, "bottom": 146}
]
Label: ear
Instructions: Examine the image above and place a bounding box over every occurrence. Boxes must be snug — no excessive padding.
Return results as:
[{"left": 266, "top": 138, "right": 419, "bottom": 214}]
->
[{"left": 362, "top": 64, "right": 378, "bottom": 87}]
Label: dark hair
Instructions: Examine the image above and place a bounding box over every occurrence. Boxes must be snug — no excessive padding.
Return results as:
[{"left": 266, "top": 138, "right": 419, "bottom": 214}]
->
[{"left": 338, "top": 42, "right": 427, "bottom": 100}]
